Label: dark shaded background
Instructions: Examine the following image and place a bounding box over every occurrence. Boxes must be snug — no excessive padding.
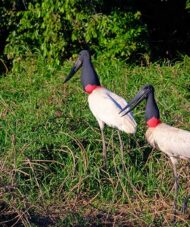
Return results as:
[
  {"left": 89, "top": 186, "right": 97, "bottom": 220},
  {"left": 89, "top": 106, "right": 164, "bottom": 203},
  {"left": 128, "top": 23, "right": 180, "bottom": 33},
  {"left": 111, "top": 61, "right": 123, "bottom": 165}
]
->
[
  {"left": 105, "top": 0, "right": 190, "bottom": 60},
  {"left": 137, "top": 0, "right": 190, "bottom": 60}
]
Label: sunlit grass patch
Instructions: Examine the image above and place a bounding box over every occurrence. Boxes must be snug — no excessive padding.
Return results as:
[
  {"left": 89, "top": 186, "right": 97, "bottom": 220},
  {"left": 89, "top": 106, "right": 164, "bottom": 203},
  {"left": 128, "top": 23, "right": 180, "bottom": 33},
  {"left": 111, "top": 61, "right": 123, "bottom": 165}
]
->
[{"left": 0, "top": 54, "right": 190, "bottom": 225}]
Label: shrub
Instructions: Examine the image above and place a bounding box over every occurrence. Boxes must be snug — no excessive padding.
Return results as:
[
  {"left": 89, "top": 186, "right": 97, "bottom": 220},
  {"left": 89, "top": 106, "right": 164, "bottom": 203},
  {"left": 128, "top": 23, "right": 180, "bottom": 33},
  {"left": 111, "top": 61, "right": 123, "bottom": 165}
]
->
[{"left": 5, "top": 0, "right": 149, "bottom": 69}]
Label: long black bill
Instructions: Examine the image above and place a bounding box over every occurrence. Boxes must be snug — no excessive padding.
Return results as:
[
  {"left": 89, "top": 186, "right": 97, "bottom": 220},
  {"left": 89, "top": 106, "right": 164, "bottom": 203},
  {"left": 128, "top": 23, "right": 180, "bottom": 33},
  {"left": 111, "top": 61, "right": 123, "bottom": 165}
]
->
[
  {"left": 119, "top": 88, "right": 149, "bottom": 117},
  {"left": 63, "top": 58, "right": 82, "bottom": 83}
]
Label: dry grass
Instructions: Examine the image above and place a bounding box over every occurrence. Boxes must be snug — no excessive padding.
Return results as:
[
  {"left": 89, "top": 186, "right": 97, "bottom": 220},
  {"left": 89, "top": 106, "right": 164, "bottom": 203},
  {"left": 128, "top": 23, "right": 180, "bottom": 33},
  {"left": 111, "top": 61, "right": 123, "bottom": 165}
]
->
[{"left": 0, "top": 54, "right": 190, "bottom": 226}]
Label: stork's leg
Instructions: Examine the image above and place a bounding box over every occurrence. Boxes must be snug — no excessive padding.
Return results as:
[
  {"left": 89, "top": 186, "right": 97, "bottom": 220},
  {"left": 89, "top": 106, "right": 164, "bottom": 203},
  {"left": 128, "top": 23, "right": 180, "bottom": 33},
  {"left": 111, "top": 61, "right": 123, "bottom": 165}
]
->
[
  {"left": 97, "top": 120, "right": 106, "bottom": 164},
  {"left": 171, "top": 157, "right": 178, "bottom": 222},
  {"left": 173, "top": 164, "right": 178, "bottom": 215},
  {"left": 181, "top": 195, "right": 190, "bottom": 214},
  {"left": 117, "top": 130, "right": 125, "bottom": 170},
  {"left": 117, "top": 130, "right": 124, "bottom": 154},
  {"left": 101, "top": 128, "right": 106, "bottom": 162}
]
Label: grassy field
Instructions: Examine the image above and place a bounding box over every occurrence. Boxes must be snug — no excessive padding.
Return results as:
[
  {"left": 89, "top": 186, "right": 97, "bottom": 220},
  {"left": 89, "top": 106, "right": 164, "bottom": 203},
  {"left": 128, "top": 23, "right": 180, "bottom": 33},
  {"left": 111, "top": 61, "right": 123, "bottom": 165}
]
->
[{"left": 0, "top": 53, "right": 190, "bottom": 226}]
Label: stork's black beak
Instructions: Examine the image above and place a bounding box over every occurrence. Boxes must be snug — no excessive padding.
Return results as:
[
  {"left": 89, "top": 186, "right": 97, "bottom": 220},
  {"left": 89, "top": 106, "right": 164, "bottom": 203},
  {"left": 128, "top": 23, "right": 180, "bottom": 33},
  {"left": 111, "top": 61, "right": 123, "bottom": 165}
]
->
[
  {"left": 63, "top": 58, "right": 82, "bottom": 83},
  {"left": 119, "top": 87, "right": 150, "bottom": 116}
]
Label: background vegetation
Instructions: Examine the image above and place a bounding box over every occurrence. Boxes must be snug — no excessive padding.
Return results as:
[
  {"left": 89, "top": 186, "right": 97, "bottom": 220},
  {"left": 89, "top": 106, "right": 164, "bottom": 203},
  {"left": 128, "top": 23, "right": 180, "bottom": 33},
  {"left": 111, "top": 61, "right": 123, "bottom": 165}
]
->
[
  {"left": 1, "top": 0, "right": 149, "bottom": 70},
  {"left": 0, "top": 0, "right": 190, "bottom": 226},
  {"left": 1, "top": 0, "right": 190, "bottom": 72}
]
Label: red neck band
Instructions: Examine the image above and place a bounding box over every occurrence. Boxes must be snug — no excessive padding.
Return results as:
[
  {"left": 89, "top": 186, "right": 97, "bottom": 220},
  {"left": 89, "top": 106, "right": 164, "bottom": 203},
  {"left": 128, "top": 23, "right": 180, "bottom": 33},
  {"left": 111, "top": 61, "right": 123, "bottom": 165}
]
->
[
  {"left": 84, "top": 84, "right": 102, "bottom": 94},
  {"left": 147, "top": 117, "right": 161, "bottom": 128}
]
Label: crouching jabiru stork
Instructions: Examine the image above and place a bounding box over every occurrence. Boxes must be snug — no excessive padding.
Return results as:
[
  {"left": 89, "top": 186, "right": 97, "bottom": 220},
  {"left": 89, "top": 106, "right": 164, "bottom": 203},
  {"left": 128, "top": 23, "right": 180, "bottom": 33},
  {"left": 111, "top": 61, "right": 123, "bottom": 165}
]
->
[
  {"left": 64, "top": 50, "right": 137, "bottom": 163},
  {"left": 119, "top": 84, "right": 190, "bottom": 218}
]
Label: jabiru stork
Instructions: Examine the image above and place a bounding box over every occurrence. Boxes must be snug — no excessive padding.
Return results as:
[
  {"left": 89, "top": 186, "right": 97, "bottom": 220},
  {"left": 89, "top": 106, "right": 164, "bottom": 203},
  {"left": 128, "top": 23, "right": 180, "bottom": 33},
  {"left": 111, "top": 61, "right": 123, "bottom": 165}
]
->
[
  {"left": 119, "top": 84, "right": 190, "bottom": 218},
  {"left": 64, "top": 50, "right": 137, "bottom": 163}
]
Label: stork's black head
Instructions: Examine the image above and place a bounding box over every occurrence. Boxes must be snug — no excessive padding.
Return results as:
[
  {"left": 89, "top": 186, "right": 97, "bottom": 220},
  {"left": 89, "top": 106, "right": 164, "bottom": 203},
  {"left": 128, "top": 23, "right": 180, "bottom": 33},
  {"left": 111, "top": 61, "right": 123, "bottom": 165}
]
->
[
  {"left": 141, "top": 84, "right": 154, "bottom": 97},
  {"left": 64, "top": 50, "right": 101, "bottom": 93},
  {"left": 78, "top": 50, "right": 90, "bottom": 61},
  {"left": 120, "top": 84, "right": 161, "bottom": 127}
]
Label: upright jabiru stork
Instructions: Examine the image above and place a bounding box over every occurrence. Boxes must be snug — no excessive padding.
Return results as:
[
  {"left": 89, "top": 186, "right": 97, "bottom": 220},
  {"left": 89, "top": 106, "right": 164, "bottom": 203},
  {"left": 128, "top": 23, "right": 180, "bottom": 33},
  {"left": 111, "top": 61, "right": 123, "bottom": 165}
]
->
[
  {"left": 64, "top": 50, "right": 137, "bottom": 163},
  {"left": 119, "top": 84, "right": 190, "bottom": 217}
]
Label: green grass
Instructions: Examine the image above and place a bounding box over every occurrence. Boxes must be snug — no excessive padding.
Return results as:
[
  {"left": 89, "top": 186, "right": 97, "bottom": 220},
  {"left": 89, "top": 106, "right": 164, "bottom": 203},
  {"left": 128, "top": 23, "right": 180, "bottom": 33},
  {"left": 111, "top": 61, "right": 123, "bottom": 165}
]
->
[{"left": 0, "top": 53, "right": 190, "bottom": 226}]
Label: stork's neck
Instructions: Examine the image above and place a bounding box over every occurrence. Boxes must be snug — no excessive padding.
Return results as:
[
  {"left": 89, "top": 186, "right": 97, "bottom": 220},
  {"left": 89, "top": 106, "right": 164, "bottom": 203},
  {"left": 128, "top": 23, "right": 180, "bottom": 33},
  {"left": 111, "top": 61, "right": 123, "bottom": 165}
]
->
[
  {"left": 81, "top": 58, "right": 101, "bottom": 94},
  {"left": 145, "top": 92, "right": 161, "bottom": 127}
]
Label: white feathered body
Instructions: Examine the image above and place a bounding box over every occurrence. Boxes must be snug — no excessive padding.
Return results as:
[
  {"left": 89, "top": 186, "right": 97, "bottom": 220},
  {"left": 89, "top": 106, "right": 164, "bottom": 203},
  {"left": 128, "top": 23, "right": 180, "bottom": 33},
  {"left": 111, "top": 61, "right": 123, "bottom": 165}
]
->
[
  {"left": 146, "top": 123, "right": 190, "bottom": 160},
  {"left": 88, "top": 87, "right": 137, "bottom": 133}
]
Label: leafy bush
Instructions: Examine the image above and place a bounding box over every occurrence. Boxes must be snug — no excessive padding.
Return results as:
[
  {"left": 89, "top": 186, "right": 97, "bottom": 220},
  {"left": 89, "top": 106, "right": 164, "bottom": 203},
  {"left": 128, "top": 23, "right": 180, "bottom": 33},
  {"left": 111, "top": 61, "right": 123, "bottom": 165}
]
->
[
  {"left": 186, "top": 0, "right": 190, "bottom": 10},
  {"left": 5, "top": 0, "right": 149, "bottom": 69}
]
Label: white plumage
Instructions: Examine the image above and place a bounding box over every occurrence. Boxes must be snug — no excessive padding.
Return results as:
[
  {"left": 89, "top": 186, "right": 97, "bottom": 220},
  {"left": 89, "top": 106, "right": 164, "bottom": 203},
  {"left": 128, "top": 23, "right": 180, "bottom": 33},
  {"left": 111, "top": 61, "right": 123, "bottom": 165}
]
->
[
  {"left": 88, "top": 87, "right": 137, "bottom": 133},
  {"left": 146, "top": 123, "right": 190, "bottom": 162},
  {"left": 88, "top": 87, "right": 137, "bottom": 162}
]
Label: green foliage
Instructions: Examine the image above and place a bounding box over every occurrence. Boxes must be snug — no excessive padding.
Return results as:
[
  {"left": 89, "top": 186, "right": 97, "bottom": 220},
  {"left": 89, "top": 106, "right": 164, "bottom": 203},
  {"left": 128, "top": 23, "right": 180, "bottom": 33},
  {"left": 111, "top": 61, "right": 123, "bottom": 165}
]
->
[
  {"left": 0, "top": 53, "right": 190, "bottom": 225},
  {"left": 0, "top": 1, "right": 20, "bottom": 33},
  {"left": 0, "top": 1, "right": 27, "bottom": 73},
  {"left": 5, "top": 0, "right": 149, "bottom": 69},
  {"left": 186, "top": 0, "right": 190, "bottom": 10},
  {"left": 0, "top": 1, "right": 20, "bottom": 51},
  {"left": 84, "top": 11, "right": 148, "bottom": 59}
]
